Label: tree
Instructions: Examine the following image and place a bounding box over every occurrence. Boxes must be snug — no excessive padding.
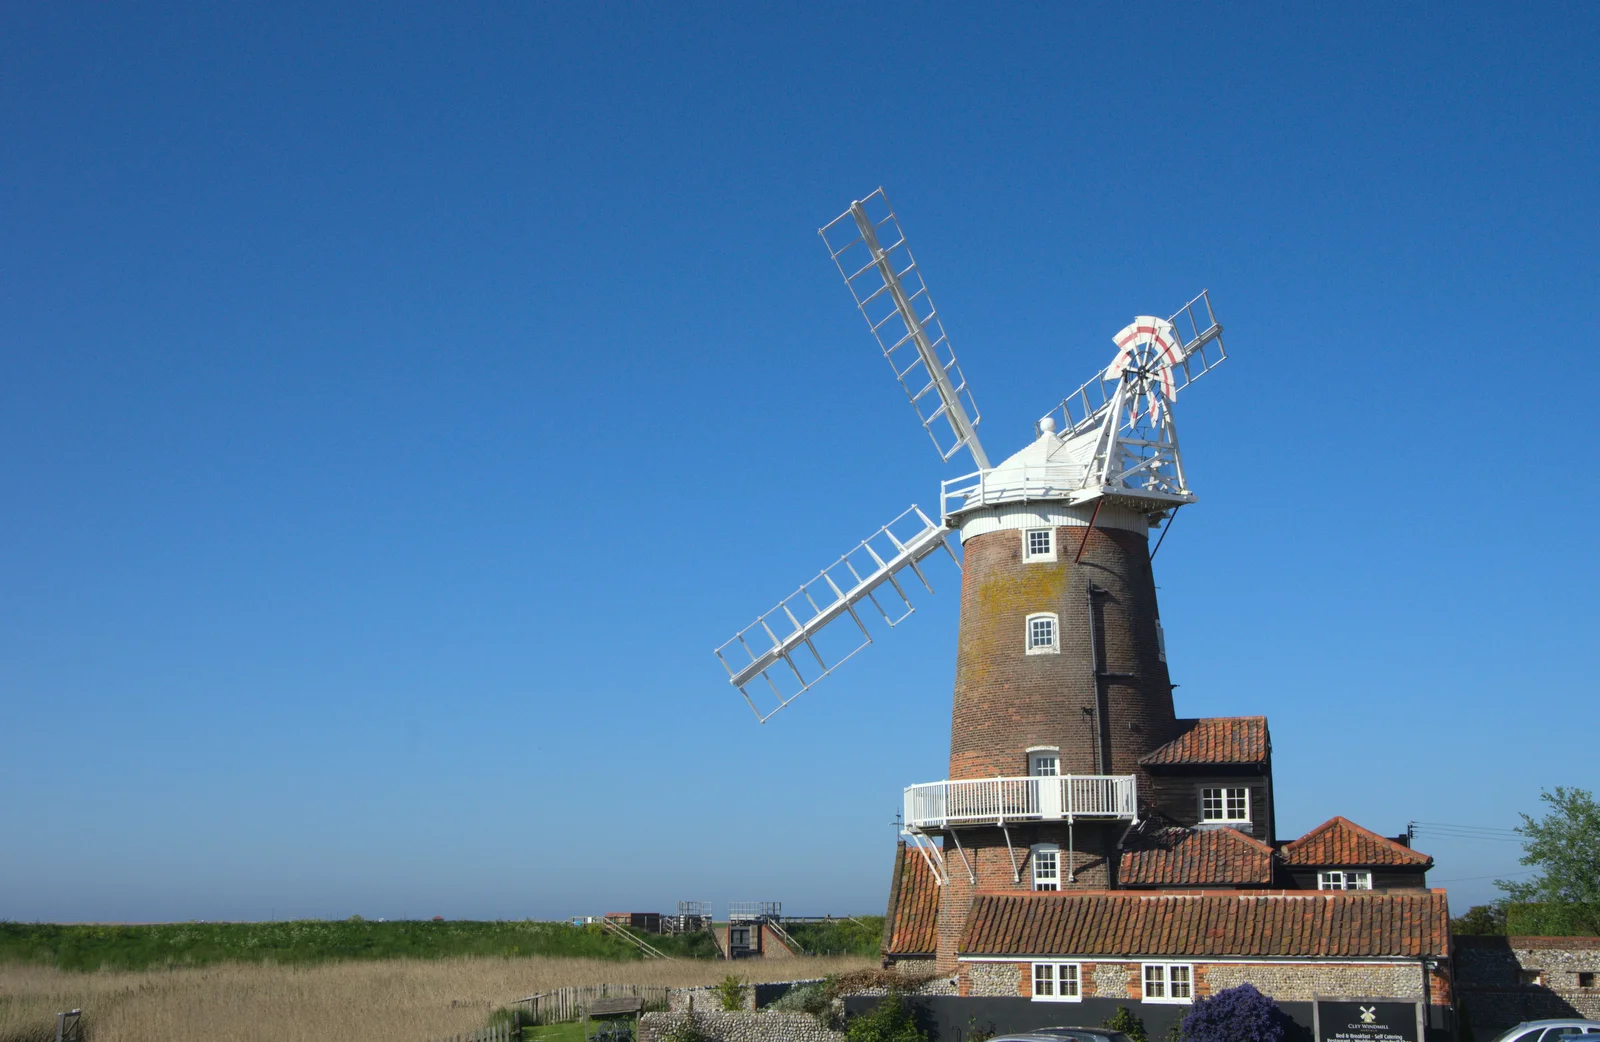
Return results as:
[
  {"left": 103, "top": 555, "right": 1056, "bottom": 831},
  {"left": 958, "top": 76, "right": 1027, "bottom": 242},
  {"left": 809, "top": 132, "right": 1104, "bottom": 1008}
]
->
[
  {"left": 1179, "top": 983, "right": 1285, "bottom": 1042},
  {"left": 1496, "top": 787, "right": 1600, "bottom": 934},
  {"left": 845, "top": 991, "right": 925, "bottom": 1042},
  {"left": 1101, "top": 1006, "right": 1148, "bottom": 1042},
  {"left": 1451, "top": 903, "right": 1507, "bottom": 936}
]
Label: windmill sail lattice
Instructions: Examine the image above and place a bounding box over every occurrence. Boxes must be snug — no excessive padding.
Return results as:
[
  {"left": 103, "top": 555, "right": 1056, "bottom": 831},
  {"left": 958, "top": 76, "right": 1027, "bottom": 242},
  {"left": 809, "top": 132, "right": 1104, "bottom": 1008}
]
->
[
  {"left": 715, "top": 506, "right": 957, "bottom": 723},
  {"left": 820, "top": 189, "right": 989, "bottom": 470}
]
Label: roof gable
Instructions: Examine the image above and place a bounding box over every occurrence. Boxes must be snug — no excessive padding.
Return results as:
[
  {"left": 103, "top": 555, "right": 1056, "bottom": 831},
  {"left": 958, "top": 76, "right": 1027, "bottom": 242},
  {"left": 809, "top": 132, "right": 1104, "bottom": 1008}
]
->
[
  {"left": 1280, "top": 817, "right": 1433, "bottom": 868},
  {"left": 884, "top": 843, "right": 939, "bottom": 955},
  {"left": 1120, "top": 825, "right": 1275, "bottom": 886},
  {"left": 1140, "top": 717, "right": 1270, "bottom": 766},
  {"left": 959, "top": 890, "right": 1450, "bottom": 960}
]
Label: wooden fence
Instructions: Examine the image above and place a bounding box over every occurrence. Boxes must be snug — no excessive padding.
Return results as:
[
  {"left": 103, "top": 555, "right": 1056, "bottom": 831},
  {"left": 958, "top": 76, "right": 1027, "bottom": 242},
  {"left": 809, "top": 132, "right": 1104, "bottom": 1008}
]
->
[
  {"left": 510, "top": 984, "right": 671, "bottom": 1025},
  {"left": 430, "top": 1020, "right": 518, "bottom": 1042}
]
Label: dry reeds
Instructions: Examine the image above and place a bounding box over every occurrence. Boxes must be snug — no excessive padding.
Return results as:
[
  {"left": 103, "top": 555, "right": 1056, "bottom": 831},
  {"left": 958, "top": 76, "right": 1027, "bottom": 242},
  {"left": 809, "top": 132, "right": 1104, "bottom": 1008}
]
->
[{"left": 0, "top": 954, "right": 876, "bottom": 1042}]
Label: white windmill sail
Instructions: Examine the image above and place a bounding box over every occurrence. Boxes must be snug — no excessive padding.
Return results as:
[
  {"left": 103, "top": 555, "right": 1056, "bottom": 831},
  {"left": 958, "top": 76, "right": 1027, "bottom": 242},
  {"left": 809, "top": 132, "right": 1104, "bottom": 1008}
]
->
[
  {"left": 820, "top": 189, "right": 989, "bottom": 470},
  {"left": 715, "top": 506, "right": 958, "bottom": 723}
]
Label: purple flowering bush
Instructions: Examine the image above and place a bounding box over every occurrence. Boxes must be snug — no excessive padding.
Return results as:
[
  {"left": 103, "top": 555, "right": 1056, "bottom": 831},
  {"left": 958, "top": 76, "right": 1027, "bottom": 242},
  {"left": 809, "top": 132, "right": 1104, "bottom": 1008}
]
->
[{"left": 1179, "top": 983, "right": 1285, "bottom": 1042}]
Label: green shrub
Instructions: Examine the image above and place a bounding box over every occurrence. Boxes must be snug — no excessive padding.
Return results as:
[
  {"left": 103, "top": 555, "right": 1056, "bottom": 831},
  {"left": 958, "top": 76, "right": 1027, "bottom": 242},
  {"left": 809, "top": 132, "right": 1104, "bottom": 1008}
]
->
[
  {"left": 713, "top": 975, "right": 745, "bottom": 1012},
  {"left": 1102, "top": 1005, "right": 1148, "bottom": 1042},
  {"left": 845, "top": 991, "right": 924, "bottom": 1042},
  {"left": 660, "top": 1019, "right": 710, "bottom": 1042}
]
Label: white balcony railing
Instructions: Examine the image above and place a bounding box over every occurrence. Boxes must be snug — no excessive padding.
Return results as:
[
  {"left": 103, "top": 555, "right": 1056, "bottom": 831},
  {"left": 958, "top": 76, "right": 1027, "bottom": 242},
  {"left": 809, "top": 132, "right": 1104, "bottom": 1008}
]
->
[
  {"left": 904, "top": 774, "right": 1137, "bottom": 829},
  {"left": 940, "top": 465, "right": 1091, "bottom": 519}
]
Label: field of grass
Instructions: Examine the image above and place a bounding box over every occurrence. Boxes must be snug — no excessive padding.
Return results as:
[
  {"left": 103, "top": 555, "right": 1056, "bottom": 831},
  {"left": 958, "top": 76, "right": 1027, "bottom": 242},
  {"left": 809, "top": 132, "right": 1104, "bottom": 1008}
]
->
[
  {"left": 0, "top": 920, "right": 695, "bottom": 972},
  {"left": 781, "top": 918, "right": 884, "bottom": 957},
  {"left": 0, "top": 953, "right": 879, "bottom": 1042}
]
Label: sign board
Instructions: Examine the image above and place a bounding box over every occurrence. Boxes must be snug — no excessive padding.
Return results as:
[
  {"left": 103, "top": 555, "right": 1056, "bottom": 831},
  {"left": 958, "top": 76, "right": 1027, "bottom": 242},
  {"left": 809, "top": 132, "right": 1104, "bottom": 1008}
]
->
[{"left": 1315, "top": 999, "right": 1424, "bottom": 1042}]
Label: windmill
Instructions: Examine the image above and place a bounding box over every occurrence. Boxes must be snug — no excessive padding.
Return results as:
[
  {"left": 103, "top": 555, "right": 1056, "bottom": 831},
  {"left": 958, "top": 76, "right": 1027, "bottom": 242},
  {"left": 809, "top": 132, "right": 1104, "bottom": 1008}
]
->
[{"left": 714, "top": 189, "right": 1226, "bottom": 724}]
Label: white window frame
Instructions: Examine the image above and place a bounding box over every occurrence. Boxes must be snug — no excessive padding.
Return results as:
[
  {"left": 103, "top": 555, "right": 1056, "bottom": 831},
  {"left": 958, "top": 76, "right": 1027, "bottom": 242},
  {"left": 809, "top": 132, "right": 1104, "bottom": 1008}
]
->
[
  {"left": 1200, "top": 786, "right": 1250, "bottom": 823},
  {"left": 1141, "top": 962, "right": 1194, "bottom": 1004},
  {"left": 1028, "top": 748, "right": 1060, "bottom": 777},
  {"left": 1031, "top": 961, "right": 1081, "bottom": 1001},
  {"left": 1025, "top": 612, "right": 1059, "bottom": 655},
  {"left": 1023, "top": 527, "right": 1057, "bottom": 563},
  {"left": 1318, "top": 869, "right": 1374, "bottom": 890},
  {"left": 1032, "top": 844, "right": 1060, "bottom": 891}
]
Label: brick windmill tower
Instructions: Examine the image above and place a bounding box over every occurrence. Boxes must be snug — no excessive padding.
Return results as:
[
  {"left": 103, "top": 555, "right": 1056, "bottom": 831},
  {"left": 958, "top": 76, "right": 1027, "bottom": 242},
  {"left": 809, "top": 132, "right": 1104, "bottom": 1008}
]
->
[{"left": 716, "top": 190, "right": 1228, "bottom": 969}]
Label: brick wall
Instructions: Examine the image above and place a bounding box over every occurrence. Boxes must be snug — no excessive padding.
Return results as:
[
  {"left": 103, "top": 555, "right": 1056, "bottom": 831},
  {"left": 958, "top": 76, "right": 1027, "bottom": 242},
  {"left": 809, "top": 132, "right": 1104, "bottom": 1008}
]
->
[
  {"left": 949, "top": 525, "right": 1177, "bottom": 783},
  {"left": 1457, "top": 936, "right": 1600, "bottom": 1038},
  {"left": 933, "top": 823, "right": 1122, "bottom": 970},
  {"left": 960, "top": 959, "right": 1446, "bottom": 1005},
  {"left": 640, "top": 1011, "right": 841, "bottom": 1042}
]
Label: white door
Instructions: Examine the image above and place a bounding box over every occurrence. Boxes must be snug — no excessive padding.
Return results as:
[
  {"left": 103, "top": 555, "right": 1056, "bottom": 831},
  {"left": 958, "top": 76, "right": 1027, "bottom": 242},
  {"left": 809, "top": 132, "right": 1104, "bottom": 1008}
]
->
[{"left": 1030, "top": 752, "right": 1062, "bottom": 818}]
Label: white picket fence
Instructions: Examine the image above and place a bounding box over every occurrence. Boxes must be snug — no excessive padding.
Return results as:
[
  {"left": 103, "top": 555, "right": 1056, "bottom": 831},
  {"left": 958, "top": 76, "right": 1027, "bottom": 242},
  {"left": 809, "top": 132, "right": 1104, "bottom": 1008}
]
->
[{"left": 510, "top": 984, "right": 670, "bottom": 1025}]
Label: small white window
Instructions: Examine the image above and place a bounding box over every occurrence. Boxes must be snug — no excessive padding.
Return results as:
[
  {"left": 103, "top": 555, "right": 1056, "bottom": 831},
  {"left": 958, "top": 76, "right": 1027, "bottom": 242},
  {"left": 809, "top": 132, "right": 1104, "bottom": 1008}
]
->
[
  {"left": 1026, "top": 613, "right": 1059, "bottom": 654},
  {"left": 1032, "top": 962, "right": 1080, "bottom": 1001},
  {"left": 1028, "top": 751, "right": 1060, "bottom": 777},
  {"left": 1142, "top": 963, "right": 1194, "bottom": 1003},
  {"left": 1024, "top": 528, "right": 1056, "bottom": 562},
  {"left": 1032, "top": 845, "right": 1060, "bottom": 891},
  {"left": 1318, "top": 870, "right": 1373, "bottom": 890},
  {"left": 1200, "top": 787, "right": 1250, "bottom": 823}
]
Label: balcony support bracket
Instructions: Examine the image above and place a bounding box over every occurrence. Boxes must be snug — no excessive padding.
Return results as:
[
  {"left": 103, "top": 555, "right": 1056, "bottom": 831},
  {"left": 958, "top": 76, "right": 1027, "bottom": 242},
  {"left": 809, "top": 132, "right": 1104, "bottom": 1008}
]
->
[
  {"left": 947, "top": 827, "right": 977, "bottom": 885},
  {"left": 1000, "top": 824, "right": 1022, "bottom": 884},
  {"left": 902, "top": 826, "right": 948, "bottom": 887}
]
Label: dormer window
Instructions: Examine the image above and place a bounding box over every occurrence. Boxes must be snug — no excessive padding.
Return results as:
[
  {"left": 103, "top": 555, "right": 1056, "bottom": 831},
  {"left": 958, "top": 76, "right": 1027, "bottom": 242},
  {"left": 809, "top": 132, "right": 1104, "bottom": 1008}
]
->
[
  {"left": 1200, "top": 787, "right": 1249, "bottom": 823},
  {"left": 1318, "top": 870, "right": 1373, "bottom": 890},
  {"left": 1026, "top": 613, "right": 1059, "bottom": 654},
  {"left": 1024, "top": 528, "right": 1056, "bottom": 562}
]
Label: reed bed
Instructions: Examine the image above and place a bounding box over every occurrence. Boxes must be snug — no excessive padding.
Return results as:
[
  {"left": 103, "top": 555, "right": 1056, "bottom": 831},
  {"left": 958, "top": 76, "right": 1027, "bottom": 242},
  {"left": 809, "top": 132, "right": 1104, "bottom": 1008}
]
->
[{"left": 0, "top": 954, "right": 876, "bottom": 1042}]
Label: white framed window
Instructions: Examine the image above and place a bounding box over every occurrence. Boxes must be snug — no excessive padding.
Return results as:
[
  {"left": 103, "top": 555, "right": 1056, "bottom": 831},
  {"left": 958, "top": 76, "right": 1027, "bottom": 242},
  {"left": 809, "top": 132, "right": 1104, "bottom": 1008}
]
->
[
  {"left": 1032, "top": 961, "right": 1081, "bottom": 1001},
  {"left": 1200, "top": 787, "right": 1250, "bottom": 823},
  {"left": 1032, "top": 845, "right": 1060, "bottom": 891},
  {"left": 1026, "top": 613, "right": 1059, "bottom": 654},
  {"left": 1142, "top": 963, "right": 1194, "bottom": 1003},
  {"left": 1318, "top": 870, "right": 1373, "bottom": 890},
  {"left": 1028, "top": 750, "right": 1060, "bottom": 777},
  {"left": 1024, "top": 528, "right": 1056, "bottom": 562}
]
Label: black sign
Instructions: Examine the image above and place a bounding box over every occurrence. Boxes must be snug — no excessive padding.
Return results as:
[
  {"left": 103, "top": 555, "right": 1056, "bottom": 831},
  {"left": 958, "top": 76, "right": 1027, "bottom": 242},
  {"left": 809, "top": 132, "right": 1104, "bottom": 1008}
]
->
[{"left": 1315, "top": 1000, "right": 1422, "bottom": 1042}]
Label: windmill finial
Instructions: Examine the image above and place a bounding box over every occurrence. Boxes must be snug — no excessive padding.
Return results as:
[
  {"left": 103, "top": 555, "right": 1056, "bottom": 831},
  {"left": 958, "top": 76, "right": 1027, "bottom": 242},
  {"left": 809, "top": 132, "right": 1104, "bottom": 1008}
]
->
[{"left": 1038, "top": 416, "right": 1057, "bottom": 435}]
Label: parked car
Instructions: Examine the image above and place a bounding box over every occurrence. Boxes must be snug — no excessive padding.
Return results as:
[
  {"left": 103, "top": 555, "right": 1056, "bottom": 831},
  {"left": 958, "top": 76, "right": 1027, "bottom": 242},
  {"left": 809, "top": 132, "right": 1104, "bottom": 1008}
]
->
[
  {"left": 990, "top": 1031, "right": 1137, "bottom": 1042},
  {"left": 1492, "top": 1021, "right": 1600, "bottom": 1042}
]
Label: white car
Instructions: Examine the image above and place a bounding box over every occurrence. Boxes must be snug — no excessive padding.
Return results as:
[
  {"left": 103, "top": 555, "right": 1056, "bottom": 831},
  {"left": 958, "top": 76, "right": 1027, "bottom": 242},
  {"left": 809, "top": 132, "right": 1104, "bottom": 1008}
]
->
[{"left": 1493, "top": 1020, "right": 1600, "bottom": 1042}]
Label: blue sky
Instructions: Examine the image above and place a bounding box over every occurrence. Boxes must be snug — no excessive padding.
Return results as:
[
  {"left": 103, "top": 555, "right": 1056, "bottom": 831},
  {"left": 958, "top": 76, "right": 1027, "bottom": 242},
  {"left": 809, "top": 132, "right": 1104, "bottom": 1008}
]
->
[{"left": 2, "top": 4, "right": 1596, "bottom": 922}]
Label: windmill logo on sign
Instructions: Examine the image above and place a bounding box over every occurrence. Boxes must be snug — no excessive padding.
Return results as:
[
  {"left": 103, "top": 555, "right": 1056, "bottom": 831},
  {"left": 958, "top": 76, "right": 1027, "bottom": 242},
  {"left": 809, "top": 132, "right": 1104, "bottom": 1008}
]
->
[{"left": 714, "top": 188, "right": 1226, "bottom": 722}]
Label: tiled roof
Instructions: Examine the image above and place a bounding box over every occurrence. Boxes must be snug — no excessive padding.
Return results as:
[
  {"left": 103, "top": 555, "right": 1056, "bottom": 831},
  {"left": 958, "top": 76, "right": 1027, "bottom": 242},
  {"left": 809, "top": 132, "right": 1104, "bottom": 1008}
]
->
[
  {"left": 1120, "top": 826, "right": 1275, "bottom": 886},
  {"left": 884, "top": 843, "right": 939, "bottom": 955},
  {"left": 959, "top": 890, "right": 1450, "bottom": 959},
  {"left": 1280, "top": 817, "right": 1433, "bottom": 868},
  {"left": 1140, "top": 717, "right": 1270, "bottom": 765}
]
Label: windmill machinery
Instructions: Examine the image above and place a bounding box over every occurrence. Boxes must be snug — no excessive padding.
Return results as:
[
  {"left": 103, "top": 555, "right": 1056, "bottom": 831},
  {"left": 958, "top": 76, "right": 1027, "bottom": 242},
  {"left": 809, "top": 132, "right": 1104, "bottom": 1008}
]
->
[{"left": 714, "top": 189, "right": 1227, "bottom": 723}]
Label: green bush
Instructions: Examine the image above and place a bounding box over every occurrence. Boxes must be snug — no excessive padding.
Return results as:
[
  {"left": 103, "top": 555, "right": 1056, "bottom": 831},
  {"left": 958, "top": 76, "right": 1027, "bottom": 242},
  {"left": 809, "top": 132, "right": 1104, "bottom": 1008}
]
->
[
  {"left": 1505, "top": 902, "right": 1600, "bottom": 936},
  {"left": 1102, "top": 1005, "right": 1148, "bottom": 1042},
  {"left": 845, "top": 992, "right": 925, "bottom": 1042},
  {"left": 660, "top": 1019, "right": 710, "bottom": 1042},
  {"left": 713, "top": 974, "right": 745, "bottom": 1012},
  {"left": 781, "top": 918, "right": 886, "bottom": 957}
]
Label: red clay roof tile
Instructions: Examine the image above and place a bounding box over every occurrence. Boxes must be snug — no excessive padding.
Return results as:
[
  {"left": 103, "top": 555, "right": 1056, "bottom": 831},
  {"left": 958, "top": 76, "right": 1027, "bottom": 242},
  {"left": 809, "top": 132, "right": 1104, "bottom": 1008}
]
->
[
  {"left": 1140, "top": 717, "right": 1270, "bottom": 765},
  {"left": 1120, "top": 826, "right": 1275, "bottom": 886},
  {"left": 958, "top": 889, "right": 1450, "bottom": 959},
  {"left": 885, "top": 843, "right": 940, "bottom": 955},
  {"left": 1280, "top": 817, "right": 1433, "bottom": 868}
]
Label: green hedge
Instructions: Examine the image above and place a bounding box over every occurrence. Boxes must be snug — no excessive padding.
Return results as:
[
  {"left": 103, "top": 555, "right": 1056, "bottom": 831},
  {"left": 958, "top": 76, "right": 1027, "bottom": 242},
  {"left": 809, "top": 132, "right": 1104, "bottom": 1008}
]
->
[
  {"left": 1505, "top": 903, "right": 1600, "bottom": 936},
  {"left": 0, "top": 919, "right": 664, "bottom": 971},
  {"left": 782, "top": 918, "right": 885, "bottom": 957}
]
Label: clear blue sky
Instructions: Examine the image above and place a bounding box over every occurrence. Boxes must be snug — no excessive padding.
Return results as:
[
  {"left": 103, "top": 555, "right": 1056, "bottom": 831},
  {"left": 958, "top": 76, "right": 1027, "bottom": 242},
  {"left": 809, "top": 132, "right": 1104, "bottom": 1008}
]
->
[{"left": 2, "top": 4, "right": 1596, "bottom": 923}]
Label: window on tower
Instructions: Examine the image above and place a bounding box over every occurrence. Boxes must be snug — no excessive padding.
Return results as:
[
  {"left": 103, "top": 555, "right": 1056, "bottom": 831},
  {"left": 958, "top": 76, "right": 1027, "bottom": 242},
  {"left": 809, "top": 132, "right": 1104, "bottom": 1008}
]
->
[
  {"left": 1200, "top": 787, "right": 1250, "bottom": 823},
  {"left": 1028, "top": 750, "right": 1060, "bottom": 776},
  {"left": 1024, "top": 528, "right": 1056, "bottom": 562},
  {"left": 1025, "top": 613, "right": 1059, "bottom": 654},
  {"left": 1032, "top": 845, "right": 1060, "bottom": 890}
]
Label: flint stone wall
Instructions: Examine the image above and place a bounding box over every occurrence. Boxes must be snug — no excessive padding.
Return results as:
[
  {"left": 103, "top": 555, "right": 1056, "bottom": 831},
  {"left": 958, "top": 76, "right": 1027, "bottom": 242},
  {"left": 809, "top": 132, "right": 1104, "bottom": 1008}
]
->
[{"left": 640, "top": 1011, "right": 842, "bottom": 1042}]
